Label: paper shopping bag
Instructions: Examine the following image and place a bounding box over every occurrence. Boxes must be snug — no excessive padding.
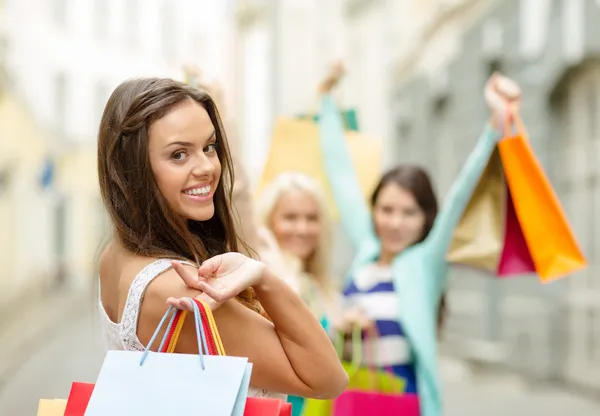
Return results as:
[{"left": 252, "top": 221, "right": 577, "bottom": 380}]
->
[
  {"left": 256, "top": 117, "right": 381, "bottom": 219},
  {"left": 446, "top": 148, "right": 506, "bottom": 270},
  {"left": 64, "top": 382, "right": 94, "bottom": 415},
  {"left": 333, "top": 391, "right": 419, "bottom": 415},
  {"left": 496, "top": 182, "right": 536, "bottom": 276},
  {"left": 85, "top": 299, "right": 252, "bottom": 416},
  {"left": 162, "top": 299, "right": 292, "bottom": 416},
  {"left": 245, "top": 397, "right": 292, "bottom": 416},
  {"left": 446, "top": 130, "right": 537, "bottom": 277},
  {"left": 37, "top": 399, "right": 67, "bottom": 416},
  {"left": 498, "top": 111, "right": 587, "bottom": 282}
]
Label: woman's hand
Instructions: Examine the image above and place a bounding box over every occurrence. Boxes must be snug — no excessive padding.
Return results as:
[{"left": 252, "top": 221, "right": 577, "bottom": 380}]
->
[
  {"left": 484, "top": 72, "right": 522, "bottom": 131},
  {"left": 319, "top": 61, "right": 345, "bottom": 94},
  {"left": 332, "top": 306, "right": 375, "bottom": 334},
  {"left": 167, "top": 253, "right": 265, "bottom": 310}
]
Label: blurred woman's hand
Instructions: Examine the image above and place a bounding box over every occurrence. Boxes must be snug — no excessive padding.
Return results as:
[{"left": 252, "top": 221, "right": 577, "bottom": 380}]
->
[
  {"left": 331, "top": 306, "right": 375, "bottom": 333},
  {"left": 484, "top": 72, "right": 522, "bottom": 131}
]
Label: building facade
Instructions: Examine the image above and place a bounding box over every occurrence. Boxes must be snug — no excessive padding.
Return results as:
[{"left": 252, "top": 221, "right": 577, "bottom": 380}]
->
[{"left": 392, "top": 0, "right": 600, "bottom": 392}]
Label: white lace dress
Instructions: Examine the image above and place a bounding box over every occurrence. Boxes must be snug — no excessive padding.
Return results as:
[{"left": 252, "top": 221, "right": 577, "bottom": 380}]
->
[{"left": 98, "top": 258, "right": 286, "bottom": 400}]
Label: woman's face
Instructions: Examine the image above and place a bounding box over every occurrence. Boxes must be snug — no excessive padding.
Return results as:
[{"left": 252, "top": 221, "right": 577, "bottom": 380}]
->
[
  {"left": 270, "top": 190, "right": 322, "bottom": 261},
  {"left": 373, "top": 182, "right": 426, "bottom": 261},
  {"left": 148, "top": 99, "right": 221, "bottom": 221}
]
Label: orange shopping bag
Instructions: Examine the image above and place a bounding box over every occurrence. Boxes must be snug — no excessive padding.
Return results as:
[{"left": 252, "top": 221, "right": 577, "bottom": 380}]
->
[{"left": 498, "top": 110, "right": 587, "bottom": 282}]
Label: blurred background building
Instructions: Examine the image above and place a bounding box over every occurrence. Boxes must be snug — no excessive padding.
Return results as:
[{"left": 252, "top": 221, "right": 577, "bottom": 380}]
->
[{"left": 1, "top": 0, "right": 599, "bottom": 413}]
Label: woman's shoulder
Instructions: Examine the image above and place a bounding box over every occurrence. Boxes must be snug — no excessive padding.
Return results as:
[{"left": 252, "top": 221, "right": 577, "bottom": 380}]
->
[{"left": 99, "top": 242, "right": 196, "bottom": 298}]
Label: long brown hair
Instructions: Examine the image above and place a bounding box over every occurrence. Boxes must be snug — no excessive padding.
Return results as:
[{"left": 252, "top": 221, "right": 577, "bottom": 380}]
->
[
  {"left": 97, "top": 77, "right": 257, "bottom": 308},
  {"left": 370, "top": 165, "right": 447, "bottom": 331}
]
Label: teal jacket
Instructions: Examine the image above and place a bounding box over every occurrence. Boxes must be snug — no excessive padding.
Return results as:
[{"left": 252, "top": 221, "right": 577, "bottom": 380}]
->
[{"left": 318, "top": 95, "right": 498, "bottom": 416}]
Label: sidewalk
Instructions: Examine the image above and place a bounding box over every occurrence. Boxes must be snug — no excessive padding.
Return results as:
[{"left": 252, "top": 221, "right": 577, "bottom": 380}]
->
[
  {"left": 440, "top": 358, "right": 600, "bottom": 415},
  {"left": 0, "top": 285, "right": 90, "bottom": 392}
]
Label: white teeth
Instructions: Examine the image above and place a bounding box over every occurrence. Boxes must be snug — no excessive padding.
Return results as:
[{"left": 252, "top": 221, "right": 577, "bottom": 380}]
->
[{"left": 184, "top": 185, "right": 211, "bottom": 196}]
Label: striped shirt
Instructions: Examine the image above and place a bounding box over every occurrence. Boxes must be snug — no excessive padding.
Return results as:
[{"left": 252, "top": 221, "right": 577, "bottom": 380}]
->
[{"left": 344, "top": 263, "right": 418, "bottom": 393}]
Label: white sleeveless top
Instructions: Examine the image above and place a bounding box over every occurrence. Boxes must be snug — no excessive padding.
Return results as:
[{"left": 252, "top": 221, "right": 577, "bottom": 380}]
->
[{"left": 98, "top": 258, "right": 285, "bottom": 400}]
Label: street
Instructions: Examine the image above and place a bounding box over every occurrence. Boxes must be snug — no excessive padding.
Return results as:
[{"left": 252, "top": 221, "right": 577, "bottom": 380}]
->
[{"left": 0, "top": 302, "right": 599, "bottom": 415}]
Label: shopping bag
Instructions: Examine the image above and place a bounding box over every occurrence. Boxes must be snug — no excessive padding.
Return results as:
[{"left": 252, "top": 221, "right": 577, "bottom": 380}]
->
[
  {"left": 446, "top": 148, "right": 506, "bottom": 271},
  {"left": 496, "top": 182, "right": 536, "bottom": 275},
  {"left": 256, "top": 117, "right": 381, "bottom": 219},
  {"left": 37, "top": 399, "right": 67, "bottom": 416},
  {"left": 164, "top": 299, "right": 289, "bottom": 416},
  {"left": 85, "top": 298, "right": 252, "bottom": 416},
  {"left": 498, "top": 111, "right": 587, "bottom": 282},
  {"left": 303, "top": 327, "right": 407, "bottom": 415},
  {"left": 446, "top": 145, "right": 537, "bottom": 277},
  {"left": 333, "top": 391, "right": 419, "bottom": 415},
  {"left": 64, "top": 382, "right": 94, "bottom": 415},
  {"left": 245, "top": 397, "right": 292, "bottom": 416},
  {"left": 446, "top": 110, "right": 580, "bottom": 280}
]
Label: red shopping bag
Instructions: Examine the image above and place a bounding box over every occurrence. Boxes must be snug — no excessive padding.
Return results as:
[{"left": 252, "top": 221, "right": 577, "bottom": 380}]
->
[
  {"left": 333, "top": 391, "right": 419, "bottom": 415},
  {"left": 496, "top": 183, "right": 535, "bottom": 276},
  {"left": 245, "top": 397, "right": 292, "bottom": 416},
  {"left": 63, "top": 382, "right": 95, "bottom": 416}
]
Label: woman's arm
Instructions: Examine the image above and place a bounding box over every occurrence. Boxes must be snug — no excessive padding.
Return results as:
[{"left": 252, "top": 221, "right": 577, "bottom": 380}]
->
[
  {"left": 137, "top": 263, "right": 348, "bottom": 399},
  {"left": 318, "top": 94, "right": 374, "bottom": 250},
  {"left": 425, "top": 72, "right": 522, "bottom": 273},
  {"left": 423, "top": 124, "right": 499, "bottom": 263}
]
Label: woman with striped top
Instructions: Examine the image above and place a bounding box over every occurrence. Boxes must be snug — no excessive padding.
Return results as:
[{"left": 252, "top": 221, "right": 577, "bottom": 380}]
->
[{"left": 319, "top": 67, "right": 522, "bottom": 416}]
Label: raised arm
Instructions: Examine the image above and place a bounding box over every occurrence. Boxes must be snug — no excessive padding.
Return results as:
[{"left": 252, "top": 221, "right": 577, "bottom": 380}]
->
[
  {"left": 138, "top": 260, "right": 348, "bottom": 399},
  {"left": 424, "top": 73, "right": 522, "bottom": 267},
  {"left": 423, "top": 123, "right": 498, "bottom": 260},
  {"left": 318, "top": 94, "right": 374, "bottom": 250}
]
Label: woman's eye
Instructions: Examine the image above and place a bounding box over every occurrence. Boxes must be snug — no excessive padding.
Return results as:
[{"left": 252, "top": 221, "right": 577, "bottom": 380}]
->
[
  {"left": 172, "top": 151, "right": 188, "bottom": 160},
  {"left": 204, "top": 144, "right": 218, "bottom": 153}
]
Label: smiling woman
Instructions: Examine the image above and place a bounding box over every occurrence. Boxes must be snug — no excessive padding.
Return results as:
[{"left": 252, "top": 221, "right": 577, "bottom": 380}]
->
[{"left": 96, "top": 77, "right": 348, "bottom": 402}]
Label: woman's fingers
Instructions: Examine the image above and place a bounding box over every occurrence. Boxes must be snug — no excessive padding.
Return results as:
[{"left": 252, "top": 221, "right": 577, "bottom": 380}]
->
[
  {"left": 171, "top": 261, "right": 202, "bottom": 289},
  {"left": 197, "top": 279, "right": 231, "bottom": 302},
  {"left": 166, "top": 297, "right": 195, "bottom": 311}
]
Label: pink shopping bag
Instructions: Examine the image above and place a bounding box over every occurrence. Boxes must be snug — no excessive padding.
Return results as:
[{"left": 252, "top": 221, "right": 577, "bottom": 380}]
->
[
  {"left": 497, "top": 183, "right": 536, "bottom": 276},
  {"left": 333, "top": 390, "right": 420, "bottom": 415}
]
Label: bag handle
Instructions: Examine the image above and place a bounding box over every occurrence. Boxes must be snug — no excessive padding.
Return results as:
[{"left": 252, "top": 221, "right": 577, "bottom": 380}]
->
[
  {"left": 160, "top": 299, "right": 226, "bottom": 356},
  {"left": 502, "top": 103, "right": 527, "bottom": 140},
  {"left": 335, "top": 325, "right": 402, "bottom": 391},
  {"left": 196, "top": 299, "right": 226, "bottom": 355},
  {"left": 140, "top": 298, "right": 209, "bottom": 369}
]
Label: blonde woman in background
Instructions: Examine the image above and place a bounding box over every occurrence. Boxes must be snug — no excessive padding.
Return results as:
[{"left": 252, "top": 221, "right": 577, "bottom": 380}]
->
[{"left": 255, "top": 172, "right": 341, "bottom": 328}]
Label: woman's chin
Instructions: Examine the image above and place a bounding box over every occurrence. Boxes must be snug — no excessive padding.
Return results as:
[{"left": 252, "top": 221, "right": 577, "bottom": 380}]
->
[{"left": 185, "top": 206, "right": 215, "bottom": 222}]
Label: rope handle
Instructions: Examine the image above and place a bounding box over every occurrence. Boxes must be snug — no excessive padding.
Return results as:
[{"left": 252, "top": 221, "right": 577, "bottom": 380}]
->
[
  {"left": 140, "top": 298, "right": 209, "bottom": 369},
  {"left": 159, "top": 299, "right": 226, "bottom": 356}
]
